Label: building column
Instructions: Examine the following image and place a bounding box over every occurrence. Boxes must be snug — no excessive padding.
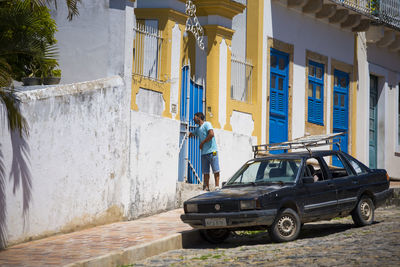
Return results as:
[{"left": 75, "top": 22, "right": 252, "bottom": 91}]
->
[{"left": 204, "top": 25, "right": 234, "bottom": 129}]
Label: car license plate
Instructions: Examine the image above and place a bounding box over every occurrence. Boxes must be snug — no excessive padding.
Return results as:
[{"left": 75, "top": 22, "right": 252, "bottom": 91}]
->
[{"left": 205, "top": 218, "right": 227, "bottom": 227}]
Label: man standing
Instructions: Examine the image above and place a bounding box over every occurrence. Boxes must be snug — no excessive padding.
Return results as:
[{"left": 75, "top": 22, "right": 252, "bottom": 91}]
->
[{"left": 189, "top": 112, "right": 220, "bottom": 191}]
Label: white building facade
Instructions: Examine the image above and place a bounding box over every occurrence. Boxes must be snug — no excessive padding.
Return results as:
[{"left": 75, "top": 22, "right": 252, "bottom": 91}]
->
[{"left": 1, "top": 0, "right": 399, "bottom": 247}]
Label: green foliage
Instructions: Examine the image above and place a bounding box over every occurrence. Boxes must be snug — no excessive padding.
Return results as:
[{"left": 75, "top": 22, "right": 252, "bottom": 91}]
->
[
  {"left": 370, "top": 0, "right": 379, "bottom": 14},
  {"left": 51, "top": 68, "right": 61, "bottom": 77},
  {"left": 0, "top": 0, "right": 58, "bottom": 83}
]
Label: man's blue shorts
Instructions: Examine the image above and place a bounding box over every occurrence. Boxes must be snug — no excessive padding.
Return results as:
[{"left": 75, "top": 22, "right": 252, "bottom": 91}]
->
[{"left": 201, "top": 151, "right": 220, "bottom": 174}]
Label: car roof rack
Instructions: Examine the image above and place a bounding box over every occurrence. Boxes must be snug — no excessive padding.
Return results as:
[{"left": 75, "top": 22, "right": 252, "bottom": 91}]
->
[{"left": 252, "top": 132, "right": 345, "bottom": 158}]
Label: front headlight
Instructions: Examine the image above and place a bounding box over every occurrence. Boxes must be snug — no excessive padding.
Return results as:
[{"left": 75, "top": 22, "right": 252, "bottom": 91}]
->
[
  {"left": 185, "top": 203, "right": 198, "bottom": 213},
  {"left": 240, "top": 200, "right": 256, "bottom": 210}
]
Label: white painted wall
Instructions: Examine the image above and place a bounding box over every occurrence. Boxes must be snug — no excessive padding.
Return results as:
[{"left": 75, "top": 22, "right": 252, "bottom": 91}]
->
[
  {"left": 231, "top": 1, "right": 247, "bottom": 60},
  {"left": 265, "top": 2, "right": 355, "bottom": 140},
  {"left": 170, "top": 23, "right": 182, "bottom": 120},
  {"left": 230, "top": 111, "right": 254, "bottom": 136},
  {"left": 367, "top": 43, "right": 400, "bottom": 178},
  {"left": 1, "top": 77, "right": 130, "bottom": 245},
  {"left": 214, "top": 129, "right": 256, "bottom": 184},
  {"left": 128, "top": 112, "right": 180, "bottom": 219},
  {"left": 219, "top": 39, "right": 228, "bottom": 129},
  {"left": 51, "top": 0, "right": 133, "bottom": 84},
  {"left": 356, "top": 33, "right": 370, "bottom": 165}
]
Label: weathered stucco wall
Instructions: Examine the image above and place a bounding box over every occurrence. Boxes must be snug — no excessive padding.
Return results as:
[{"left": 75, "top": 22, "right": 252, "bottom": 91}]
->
[
  {"left": 51, "top": 0, "right": 134, "bottom": 84},
  {"left": 128, "top": 111, "right": 180, "bottom": 219},
  {"left": 1, "top": 76, "right": 130, "bottom": 245},
  {"left": 367, "top": 44, "right": 400, "bottom": 179},
  {"left": 214, "top": 129, "right": 256, "bottom": 183}
]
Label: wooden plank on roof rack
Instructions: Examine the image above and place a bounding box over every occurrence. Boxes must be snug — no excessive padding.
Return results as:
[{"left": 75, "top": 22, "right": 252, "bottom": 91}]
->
[{"left": 252, "top": 132, "right": 345, "bottom": 157}]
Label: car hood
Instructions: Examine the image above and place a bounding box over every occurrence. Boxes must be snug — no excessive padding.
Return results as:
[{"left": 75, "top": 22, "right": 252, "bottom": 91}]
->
[{"left": 186, "top": 185, "right": 290, "bottom": 202}]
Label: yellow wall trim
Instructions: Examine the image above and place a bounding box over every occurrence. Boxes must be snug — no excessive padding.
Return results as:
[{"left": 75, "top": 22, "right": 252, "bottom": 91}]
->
[
  {"left": 132, "top": 8, "right": 188, "bottom": 118},
  {"left": 135, "top": 8, "right": 188, "bottom": 25},
  {"left": 244, "top": 0, "right": 263, "bottom": 141},
  {"left": 203, "top": 25, "right": 235, "bottom": 129},
  {"left": 203, "top": 25, "right": 235, "bottom": 46},
  {"left": 179, "top": 0, "right": 245, "bottom": 19}
]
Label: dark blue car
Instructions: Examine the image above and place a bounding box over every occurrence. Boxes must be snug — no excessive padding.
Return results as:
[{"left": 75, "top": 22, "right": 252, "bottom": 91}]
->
[{"left": 181, "top": 149, "right": 392, "bottom": 243}]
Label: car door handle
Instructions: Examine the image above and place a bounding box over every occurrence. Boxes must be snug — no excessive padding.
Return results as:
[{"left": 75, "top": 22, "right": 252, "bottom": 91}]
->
[
  {"left": 328, "top": 183, "right": 335, "bottom": 188},
  {"left": 352, "top": 180, "right": 359, "bottom": 184}
]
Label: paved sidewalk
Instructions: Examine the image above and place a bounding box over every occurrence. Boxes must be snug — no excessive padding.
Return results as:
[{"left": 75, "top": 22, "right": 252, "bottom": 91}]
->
[
  {"left": 0, "top": 209, "right": 201, "bottom": 267},
  {"left": 0, "top": 182, "right": 399, "bottom": 267}
]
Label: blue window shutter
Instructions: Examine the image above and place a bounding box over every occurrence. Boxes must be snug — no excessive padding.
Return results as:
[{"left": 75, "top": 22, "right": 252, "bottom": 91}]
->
[
  {"left": 308, "top": 98, "right": 313, "bottom": 122},
  {"left": 307, "top": 60, "right": 324, "bottom": 125}
]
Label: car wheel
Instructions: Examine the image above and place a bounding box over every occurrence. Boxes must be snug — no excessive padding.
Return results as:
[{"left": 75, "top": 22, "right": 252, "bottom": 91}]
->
[
  {"left": 351, "top": 196, "right": 375, "bottom": 227},
  {"left": 269, "top": 208, "right": 301, "bottom": 243},
  {"left": 200, "top": 229, "right": 230, "bottom": 244}
]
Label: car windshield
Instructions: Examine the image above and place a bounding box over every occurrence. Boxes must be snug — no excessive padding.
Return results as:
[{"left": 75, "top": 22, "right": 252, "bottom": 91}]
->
[{"left": 226, "top": 158, "right": 302, "bottom": 186}]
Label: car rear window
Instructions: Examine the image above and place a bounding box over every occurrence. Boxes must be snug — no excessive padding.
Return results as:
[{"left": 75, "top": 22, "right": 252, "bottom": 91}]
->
[{"left": 342, "top": 154, "right": 368, "bottom": 175}]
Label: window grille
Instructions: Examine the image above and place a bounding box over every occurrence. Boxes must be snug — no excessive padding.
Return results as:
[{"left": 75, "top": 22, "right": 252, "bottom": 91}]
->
[
  {"left": 379, "top": 0, "right": 400, "bottom": 28},
  {"left": 231, "top": 54, "right": 253, "bottom": 103},
  {"left": 330, "top": 0, "right": 372, "bottom": 14},
  {"left": 133, "top": 20, "right": 163, "bottom": 80}
]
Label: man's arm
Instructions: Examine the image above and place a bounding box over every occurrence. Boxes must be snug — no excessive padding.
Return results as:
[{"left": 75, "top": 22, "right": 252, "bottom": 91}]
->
[{"left": 200, "top": 129, "right": 214, "bottom": 150}]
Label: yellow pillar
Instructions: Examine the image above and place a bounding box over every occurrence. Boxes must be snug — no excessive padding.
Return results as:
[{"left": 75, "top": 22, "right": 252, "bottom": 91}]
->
[
  {"left": 246, "top": 0, "right": 264, "bottom": 143},
  {"left": 204, "top": 25, "right": 234, "bottom": 129}
]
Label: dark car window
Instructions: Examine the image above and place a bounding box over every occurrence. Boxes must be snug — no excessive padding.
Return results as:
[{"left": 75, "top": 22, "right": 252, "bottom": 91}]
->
[
  {"left": 322, "top": 154, "right": 351, "bottom": 179},
  {"left": 342, "top": 153, "right": 368, "bottom": 175},
  {"left": 226, "top": 159, "right": 302, "bottom": 185},
  {"left": 305, "top": 157, "right": 326, "bottom": 182}
]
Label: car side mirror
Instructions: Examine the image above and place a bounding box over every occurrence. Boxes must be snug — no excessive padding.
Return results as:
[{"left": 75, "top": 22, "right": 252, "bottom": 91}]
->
[
  {"left": 222, "top": 182, "right": 226, "bottom": 187},
  {"left": 302, "top": 177, "right": 315, "bottom": 184}
]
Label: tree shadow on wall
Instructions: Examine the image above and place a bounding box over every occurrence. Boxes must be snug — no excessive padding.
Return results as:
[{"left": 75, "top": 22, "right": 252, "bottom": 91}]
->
[{"left": 0, "top": 89, "right": 32, "bottom": 250}]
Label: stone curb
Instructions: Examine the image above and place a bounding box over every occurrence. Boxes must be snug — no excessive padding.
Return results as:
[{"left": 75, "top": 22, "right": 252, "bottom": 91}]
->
[
  {"left": 63, "top": 188, "right": 400, "bottom": 267},
  {"left": 386, "top": 187, "right": 400, "bottom": 206},
  {"left": 64, "top": 229, "right": 202, "bottom": 267}
]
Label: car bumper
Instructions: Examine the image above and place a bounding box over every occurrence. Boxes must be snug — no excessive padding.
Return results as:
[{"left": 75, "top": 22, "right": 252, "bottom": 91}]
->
[
  {"left": 180, "top": 209, "right": 277, "bottom": 229},
  {"left": 374, "top": 188, "right": 393, "bottom": 208}
]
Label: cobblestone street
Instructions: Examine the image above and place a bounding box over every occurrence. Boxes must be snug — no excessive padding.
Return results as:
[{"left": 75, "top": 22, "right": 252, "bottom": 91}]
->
[{"left": 134, "top": 207, "right": 400, "bottom": 266}]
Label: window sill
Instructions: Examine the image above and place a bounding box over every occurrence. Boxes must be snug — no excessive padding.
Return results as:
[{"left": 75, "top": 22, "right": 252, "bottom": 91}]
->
[{"left": 307, "top": 120, "right": 324, "bottom": 127}]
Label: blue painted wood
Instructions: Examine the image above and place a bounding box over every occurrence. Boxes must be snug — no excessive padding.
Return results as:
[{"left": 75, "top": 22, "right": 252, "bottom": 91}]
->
[
  {"left": 332, "top": 69, "right": 349, "bottom": 167},
  {"left": 179, "top": 65, "right": 203, "bottom": 184},
  {"left": 269, "top": 49, "right": 289, "bottom": 153},
  {"left": 369, "top": 75, "right": 378, "bottom": 169},
  {"left": 308, "top": 61, "right": 324, "bottom": 125},
  {"left": 188, "top": 80, "right": 203, "bottom": 184}
]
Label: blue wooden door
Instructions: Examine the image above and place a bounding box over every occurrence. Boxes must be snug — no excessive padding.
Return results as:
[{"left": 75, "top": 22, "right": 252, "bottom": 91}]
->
[
  {"left": 269, "top": 49, "right": 289, "bottom": 153},
  {"left": 369, "top": 75, "right": 378, "bottom": 169},
  {"left": 178, "top": 65, "right": 204, "bottom": 184},
  {"left": 332, "top": 70, "right": 349, "bottom": 166}
]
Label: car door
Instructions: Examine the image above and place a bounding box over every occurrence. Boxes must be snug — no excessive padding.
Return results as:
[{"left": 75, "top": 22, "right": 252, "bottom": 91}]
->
[
  {"left": 322, "top": 152, "right": 359, "bottom": 213},
  {"left": 301, "top": 157, "right": 338, "bottom": 220}
]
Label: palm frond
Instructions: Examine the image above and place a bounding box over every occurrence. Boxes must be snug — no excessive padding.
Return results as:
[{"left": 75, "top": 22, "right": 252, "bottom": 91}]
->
[
  {"left": 0, "top": 58, "right": 12, "bottom": 87},
  {"left": 0, "top": 88, "right": 29, "bottom": 138},
  {"left": 66, "top": 0, "right": 81, "bottom": 20},
  {"left": 29, "top": 0, "right": 81, "bottom": 20}
]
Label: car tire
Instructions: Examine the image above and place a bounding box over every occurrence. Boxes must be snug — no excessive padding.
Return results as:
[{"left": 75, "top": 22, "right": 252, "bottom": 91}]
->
[
  {"left": 200, "top": 229, "right": 230, "bottom": 244},
  {"left": 351, "top": 196, "right": 375, "bottom": 227},
  {"left": 268, "top": 208, "right": 301, "bottom": 243}
]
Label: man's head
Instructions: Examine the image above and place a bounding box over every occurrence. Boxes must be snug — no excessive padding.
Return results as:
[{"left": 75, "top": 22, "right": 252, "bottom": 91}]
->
[{"left": 194, "top": 112, "right": 205, "bottom": 125}]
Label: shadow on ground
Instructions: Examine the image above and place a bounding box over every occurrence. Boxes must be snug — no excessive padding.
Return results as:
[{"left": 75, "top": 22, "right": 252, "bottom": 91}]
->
[{"left": 186, "top": 220, "right": 380, "bottom": 249}]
